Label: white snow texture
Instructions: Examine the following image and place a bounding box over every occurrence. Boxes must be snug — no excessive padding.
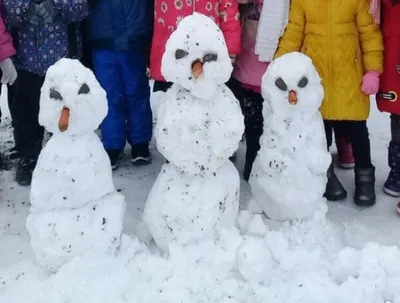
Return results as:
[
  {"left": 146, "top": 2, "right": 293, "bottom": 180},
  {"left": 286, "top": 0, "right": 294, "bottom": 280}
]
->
[
  {"left": 27, "top": 59, "right": 126, "bottom": 271},
  {"left": 250, "top": 52, "right": 331, "bottom": 221},
  {"left": 144, "top": 13, "right": 244, "bottom": 252}
]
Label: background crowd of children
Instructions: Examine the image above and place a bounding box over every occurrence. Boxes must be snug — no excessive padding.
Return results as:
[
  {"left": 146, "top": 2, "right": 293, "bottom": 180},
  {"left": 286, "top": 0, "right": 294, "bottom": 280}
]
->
[{"left": 0, "top": 0, "right": 399, "bottom": 212}]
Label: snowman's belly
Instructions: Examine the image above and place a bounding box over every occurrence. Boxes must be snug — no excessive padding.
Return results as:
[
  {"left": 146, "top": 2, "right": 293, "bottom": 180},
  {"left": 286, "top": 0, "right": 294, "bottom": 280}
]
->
[
  {"left": 143, "top": 162, "right": 240, "bottom": 252},
  {"left": 27, "top": 192, "right": 125, "bottom": 271},
  {"left": 31, "top": 135, "right": 115, "bottom": 211}
]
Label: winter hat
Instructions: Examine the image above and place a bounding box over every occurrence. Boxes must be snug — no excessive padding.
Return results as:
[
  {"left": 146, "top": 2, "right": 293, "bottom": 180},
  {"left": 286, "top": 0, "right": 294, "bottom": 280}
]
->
[
  {"left": 369, "top": 0, "right": 381, "bottom": 24},
  {"left": 255, "top": 0, "right": 290, "bottom": 62}
]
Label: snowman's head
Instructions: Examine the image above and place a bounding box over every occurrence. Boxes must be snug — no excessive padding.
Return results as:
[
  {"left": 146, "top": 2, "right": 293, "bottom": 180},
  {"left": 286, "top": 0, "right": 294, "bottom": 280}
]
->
[
  {"left": 262, "top": 52, "right": 324, "bottom": 117},
  {"left": 39, "top": 58, "right": 108, "bottom": 135},
  {"left": 161, "top": 13, "right": 233, "bottom": 100}
]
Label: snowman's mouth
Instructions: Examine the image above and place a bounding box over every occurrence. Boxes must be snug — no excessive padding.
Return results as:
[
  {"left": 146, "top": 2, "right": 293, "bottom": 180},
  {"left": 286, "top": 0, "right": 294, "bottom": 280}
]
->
[
  {"left": 58, "top": 107, "right": 70, "bottom": 132},
  {"left": 191, "top": 59, "right": 203, "bottom": 80},
  {"left": 289, "top": 90, "right": 298, "bottom": 105}
]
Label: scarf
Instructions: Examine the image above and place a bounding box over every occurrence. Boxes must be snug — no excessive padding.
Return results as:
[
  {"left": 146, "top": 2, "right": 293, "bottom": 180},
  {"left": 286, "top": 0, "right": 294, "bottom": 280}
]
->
[{"left": 254, "top": 0, "right": 290, "bottom": 62}]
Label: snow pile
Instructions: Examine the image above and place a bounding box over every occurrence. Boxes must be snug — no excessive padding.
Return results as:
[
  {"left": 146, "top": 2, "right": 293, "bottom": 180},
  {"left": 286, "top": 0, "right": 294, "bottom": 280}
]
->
[
  {"left": 3, "top": 212, "right": 400, "bottom": 303},
  {"left": 250, "top": 52, "right": 331, "bottom": 221},
  {"left": 144, "top": 14, "right": 244, "bottom": 252},
  {"left": 27, "top": 59, "right": 126, "bottom": 271}
]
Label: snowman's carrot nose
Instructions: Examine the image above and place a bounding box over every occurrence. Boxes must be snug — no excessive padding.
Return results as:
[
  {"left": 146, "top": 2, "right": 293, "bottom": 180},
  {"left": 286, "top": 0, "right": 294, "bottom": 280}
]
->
[
  {"left": 191, "top": 60, "right": 203, "bottom": 79},
  {"left": 58, "top": 107, "right": 70, "bottom": 132},
  {"left": 288, "top": 90, "right": 298, "bottom": 105}
]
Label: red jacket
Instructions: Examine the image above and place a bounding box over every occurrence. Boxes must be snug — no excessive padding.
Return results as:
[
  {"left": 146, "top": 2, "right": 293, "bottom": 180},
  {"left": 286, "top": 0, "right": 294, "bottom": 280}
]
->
[
  {"left": 150, "top": 0, "right": 242, "bottom": 82},
  {"left": 377, "top": 0, "right": 400, "bottom": 114},
  {"left": 0, "top": 5, "right": 16, "bottom": 63}
]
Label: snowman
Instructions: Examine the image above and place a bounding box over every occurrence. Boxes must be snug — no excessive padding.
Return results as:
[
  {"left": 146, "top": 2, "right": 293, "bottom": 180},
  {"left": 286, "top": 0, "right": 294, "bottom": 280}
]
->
[
  {"left": 26, "top": 59, "right": 126, "bottom": 271},
  {"left": 143, "top": 13, "right": 244, "bottom": 252},
  {"left": 250, "top": 52, "right": 331, "bottom": 221}
]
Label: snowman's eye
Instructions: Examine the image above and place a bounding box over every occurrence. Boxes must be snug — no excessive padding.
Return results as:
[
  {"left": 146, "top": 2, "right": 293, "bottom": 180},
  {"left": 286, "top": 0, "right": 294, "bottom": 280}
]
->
[
  {"left": 175, "top": 49, "right": 189, "bottom": 59},
  {"left": 275, "top": 77, "right": 287, "bottom": 91},
  {"left": 50, "top": 88, "right": 63, "bottom": 101},
  {"left": 298, "top": 76, "right": 309, "bottom": 88},
  {"left": 203, "top": 53, "right": 218, "bottom": 63},
  {"left": 78, "top": 83, "right": 90, "bottom": 95}
]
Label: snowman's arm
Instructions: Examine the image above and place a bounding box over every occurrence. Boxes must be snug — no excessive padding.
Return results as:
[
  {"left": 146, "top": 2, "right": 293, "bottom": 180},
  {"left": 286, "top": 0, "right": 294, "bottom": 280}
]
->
[{"left": 306, "top": 121, "right": 332, "bottom": 175}]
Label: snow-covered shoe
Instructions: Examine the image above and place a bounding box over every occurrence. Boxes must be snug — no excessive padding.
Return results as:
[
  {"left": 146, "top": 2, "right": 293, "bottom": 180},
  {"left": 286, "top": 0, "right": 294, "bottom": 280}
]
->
[
  {"left": 15, "top": 157, "right": 37, "bottom": 186},
  {"left": 396, "top": 201, "right": 400, "bottom": 216},
  {"left": 131, "top": 144, "right": 151, "bottom": 166},
  {"left": 354, "top": 166, "right": 376, "bottom": 206},
  {"left": 324, "top": 164, "right": 347, "bottom": 201},
  {"left": 335, "top": 135, "right": 355, "bottom": 169},
  {"left": 106, "top": 149, "right": 123, "bottom": 170},
  {"left": 383, "top": 142, "right": 400, "bottom": 197}
]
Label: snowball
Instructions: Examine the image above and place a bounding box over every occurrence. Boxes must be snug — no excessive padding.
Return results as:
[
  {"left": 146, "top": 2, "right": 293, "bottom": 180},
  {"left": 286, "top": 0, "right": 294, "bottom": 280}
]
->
[
  {"left": 39, "top": 58, "right": 107, "bottom": 136},
  {"left": 30, "top": 133, "right": 115, "bottom": 211},
  {"left": 143, "top": 162, "right": 240, "bottom": 252},
  {"left": 237, "top": 236, "right": 274, "bottom": 285},
  {"left": 250, "top": 52, "right": 331, "bottom": 221},
  {"left": 155, "top": 85, "right": 244, "bottom": 176},
  {"left": 161, "top": 13, "right": 232, "bottom": 101}
]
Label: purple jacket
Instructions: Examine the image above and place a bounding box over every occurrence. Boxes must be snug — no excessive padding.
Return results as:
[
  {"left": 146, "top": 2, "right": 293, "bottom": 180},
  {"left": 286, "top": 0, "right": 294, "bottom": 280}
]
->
[{"left": 3, "top": 0, "right": 89, "bottom": 76}]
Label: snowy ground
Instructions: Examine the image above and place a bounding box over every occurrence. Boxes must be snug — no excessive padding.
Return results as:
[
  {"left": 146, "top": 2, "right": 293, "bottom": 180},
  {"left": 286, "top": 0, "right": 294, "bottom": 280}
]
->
[{"left": 1, "top": 85, "right": 400, "bottom": 303}]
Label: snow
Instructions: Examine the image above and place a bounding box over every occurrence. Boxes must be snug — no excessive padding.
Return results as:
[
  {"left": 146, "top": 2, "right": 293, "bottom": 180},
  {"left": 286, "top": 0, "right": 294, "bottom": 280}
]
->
[
  {"left": 250, "top": 52, "right": 331, "bottom": 221},
  {"left": 0, "top": 50, "right": 400, "bottom": 303},
  {"left": 144, "top": 14, "right": 244, "bottom": 252},
  {"left": 26, "top": 59, "right": 125, "bottom": 271}
]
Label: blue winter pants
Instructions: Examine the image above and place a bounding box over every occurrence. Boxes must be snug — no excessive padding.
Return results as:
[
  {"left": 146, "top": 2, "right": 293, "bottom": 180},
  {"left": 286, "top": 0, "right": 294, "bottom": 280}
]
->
[{"left": 93, "top": 48, "right": 152, "bottom": 150}]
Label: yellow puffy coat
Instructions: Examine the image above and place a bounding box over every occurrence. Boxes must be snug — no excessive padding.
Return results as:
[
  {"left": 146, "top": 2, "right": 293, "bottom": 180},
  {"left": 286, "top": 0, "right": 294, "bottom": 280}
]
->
[{"left": 275, "top": 0, "right": 384, "bottom": 121}]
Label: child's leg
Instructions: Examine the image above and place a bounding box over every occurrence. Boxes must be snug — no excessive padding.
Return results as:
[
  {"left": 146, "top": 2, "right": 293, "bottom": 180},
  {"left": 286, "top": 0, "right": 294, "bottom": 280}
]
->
[
  {"left": 92, "top": 50, "right": 125, "bottom": 167},
  {"left": 383, "top": 114, "right": 400, "bottom": 197},
  {"left": 242, "top": 88, "right": 263, "bottom": 181},
  {"left": 333, "top": 124, "right": 354, "bottom": 169},
  {"left": 121, "top": 47, "right": 152, "bottom": 164},
  {"left": 8, "top": 70, "right": 45, "bottom": 185},
  {"left": 346, "top": 120, "right": 375, "bottom": 206},
  {"left": 323, "top": 120, "right": 347, "bottom": 201}
]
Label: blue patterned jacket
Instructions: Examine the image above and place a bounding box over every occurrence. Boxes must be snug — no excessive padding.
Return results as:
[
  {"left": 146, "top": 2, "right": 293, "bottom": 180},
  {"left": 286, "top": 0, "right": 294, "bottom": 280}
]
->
[{"left": 3, "top": 0, "right": 89, "bottom": 76}]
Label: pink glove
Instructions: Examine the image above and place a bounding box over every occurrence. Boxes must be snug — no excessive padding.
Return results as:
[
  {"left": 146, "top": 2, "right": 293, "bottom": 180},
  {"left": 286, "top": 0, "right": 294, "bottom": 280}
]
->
[{"left": 361, "top": 71, "right": 380, "bottom": 95}]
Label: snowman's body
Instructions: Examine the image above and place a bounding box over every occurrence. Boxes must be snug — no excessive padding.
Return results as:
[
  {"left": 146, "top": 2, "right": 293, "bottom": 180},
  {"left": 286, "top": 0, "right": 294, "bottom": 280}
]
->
[
  {"left": 143, "top": 14, "right": 244, "bottom": 251},
  {"left": 250, "top": 52, "right": 331, "bottom": 221},
  {"left": 27, "top": 59, "right": 125, "bottom": 271}
]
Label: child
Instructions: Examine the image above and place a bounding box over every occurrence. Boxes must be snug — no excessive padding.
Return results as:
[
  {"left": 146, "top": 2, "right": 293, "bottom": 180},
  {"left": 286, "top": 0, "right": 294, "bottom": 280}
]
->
[
  {"left": 231, "top": 0, "right": 288, "bottom": 180},
  {"left": 87, "top": 0, "right": 154, "bottom": 169},
  {"left": 275, "top": 0, "right": 384, "bottom": 206},
  {"left": 374, "top": 0, "right": 400, "bottom": 212},
  {"left": 0, "top": 6, "right": 17, "bottom": 167},
  {"left": 3, "top": 0, "right": 89, "bottom": 186},
  {"left": 150, "top": 0, "right": 242, "bottom": 93}
]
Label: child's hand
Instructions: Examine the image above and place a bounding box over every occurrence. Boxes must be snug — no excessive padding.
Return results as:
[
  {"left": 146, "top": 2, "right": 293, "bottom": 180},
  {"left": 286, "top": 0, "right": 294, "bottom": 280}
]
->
[
  {"left": 361, "top": 71, "right": 380, "bottom": 95},
  {"left": 0, "top": 58, "right": 17, "bottom": 85}
]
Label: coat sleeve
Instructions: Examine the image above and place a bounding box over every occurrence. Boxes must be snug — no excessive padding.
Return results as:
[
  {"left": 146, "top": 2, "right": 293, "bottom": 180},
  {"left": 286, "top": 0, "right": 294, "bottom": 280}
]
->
[
  {"left": 3, "top": 0, "right": 32, "bottom": 28},
  {"left": 219, "top": 0, "right": 241, "bottom": 55},
  {"left": 356, "top": 0, "right": 384, "bottom": 73},
  {"left": 53, "top": 0, "right": 89, "bottom": 22},
  {"left": 0, "top": 13, "right": 16, "bottom": 62},
  {"left": 274, "top": 0, "right": 305, "bottom": 59}
]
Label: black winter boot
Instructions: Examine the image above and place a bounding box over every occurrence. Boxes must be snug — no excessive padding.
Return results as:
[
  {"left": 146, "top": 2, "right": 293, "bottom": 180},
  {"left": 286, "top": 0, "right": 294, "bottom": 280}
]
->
[
  {"left": 324, "top": 164, "right": 347, "bottom": 201},
  {"left": 15, "top": 156, "right": 38, "bottom": 186},
  {"left": 354, "top": 166, "right": 376, "bottom": 206}
]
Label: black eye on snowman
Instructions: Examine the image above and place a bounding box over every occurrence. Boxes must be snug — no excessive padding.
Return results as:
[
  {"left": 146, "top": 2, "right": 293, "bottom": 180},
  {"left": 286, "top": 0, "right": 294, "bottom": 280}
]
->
[
  {"left": 78, "top": 83, "right": 90, "bottom": 95},
  {"left": 175, "top": 49, "right": 189, "bottom": 59},
  {"left": 203, "top": 53, "right": 218, "bottom": 63},
  {"left": 298, "top": 76, "right": 308, "bottom": 88},
  {"left": 50, "top": 88, "right": 63, "bottom": 101},
  {"left": 275, "top": 77, "right": 288, "bottom": 91}
]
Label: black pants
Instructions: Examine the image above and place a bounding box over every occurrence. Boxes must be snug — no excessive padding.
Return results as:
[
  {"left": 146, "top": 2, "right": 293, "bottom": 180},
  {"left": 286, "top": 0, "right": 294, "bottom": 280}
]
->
[
  {"left": 324, "top": 120, "right": 371, "bottom": 169},
  {"left": 227, "top": 78, "right": 263, "bottom": 178},
  {"left": 9, "top": 69, "right": 45, "bottom": 158}
]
